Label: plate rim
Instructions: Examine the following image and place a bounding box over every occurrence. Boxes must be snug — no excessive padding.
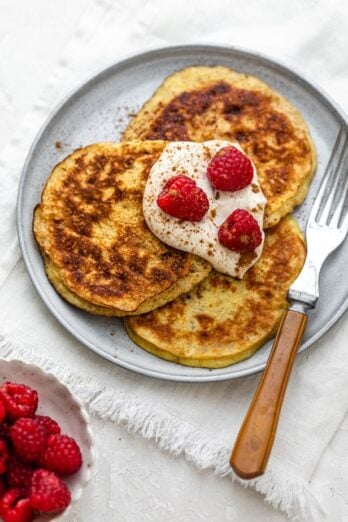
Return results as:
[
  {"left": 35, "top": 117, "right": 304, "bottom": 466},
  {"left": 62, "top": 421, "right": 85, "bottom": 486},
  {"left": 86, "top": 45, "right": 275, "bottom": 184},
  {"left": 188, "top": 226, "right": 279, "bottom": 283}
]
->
[{"left": 17, "top": 43, "right": 348, "bottom": 383}]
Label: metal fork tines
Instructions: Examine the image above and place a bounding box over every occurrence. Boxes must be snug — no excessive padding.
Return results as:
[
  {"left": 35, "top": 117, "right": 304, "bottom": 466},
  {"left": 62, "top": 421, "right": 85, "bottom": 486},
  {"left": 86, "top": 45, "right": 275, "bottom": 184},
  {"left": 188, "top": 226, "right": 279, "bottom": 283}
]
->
[{"left": 288, "top": 124, "right": 348, "bottom": 308}]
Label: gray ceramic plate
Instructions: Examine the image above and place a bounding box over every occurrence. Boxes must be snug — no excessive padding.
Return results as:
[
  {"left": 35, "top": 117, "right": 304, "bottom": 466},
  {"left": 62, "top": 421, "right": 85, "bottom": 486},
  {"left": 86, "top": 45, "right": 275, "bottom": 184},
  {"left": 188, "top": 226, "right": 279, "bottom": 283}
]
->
[{"left": 17, "top": 45, "right": 348, "bottom": 382}]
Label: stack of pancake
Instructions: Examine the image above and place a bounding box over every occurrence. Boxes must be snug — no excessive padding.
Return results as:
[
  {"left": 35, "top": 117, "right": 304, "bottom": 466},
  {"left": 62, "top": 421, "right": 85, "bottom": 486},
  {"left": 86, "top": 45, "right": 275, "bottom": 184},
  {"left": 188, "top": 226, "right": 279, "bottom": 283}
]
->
[{"left": 33, "top": 65, "right": 316, "bottom": 368}]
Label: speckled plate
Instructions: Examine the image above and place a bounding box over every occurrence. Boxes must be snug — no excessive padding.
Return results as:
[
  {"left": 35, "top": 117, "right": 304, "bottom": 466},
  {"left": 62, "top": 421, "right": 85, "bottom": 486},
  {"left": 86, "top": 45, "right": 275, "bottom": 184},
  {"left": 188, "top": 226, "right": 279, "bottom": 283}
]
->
[{"left": 17, "top": 45, "right": 348, "bottom": 382}]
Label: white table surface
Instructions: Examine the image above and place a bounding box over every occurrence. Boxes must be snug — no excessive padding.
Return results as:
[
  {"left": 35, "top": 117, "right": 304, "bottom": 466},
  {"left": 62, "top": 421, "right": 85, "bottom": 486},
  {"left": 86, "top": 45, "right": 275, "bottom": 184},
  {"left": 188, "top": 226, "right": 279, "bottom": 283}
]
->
[{"left": 1, "top": 1, "right": 348, "bottom": 520}]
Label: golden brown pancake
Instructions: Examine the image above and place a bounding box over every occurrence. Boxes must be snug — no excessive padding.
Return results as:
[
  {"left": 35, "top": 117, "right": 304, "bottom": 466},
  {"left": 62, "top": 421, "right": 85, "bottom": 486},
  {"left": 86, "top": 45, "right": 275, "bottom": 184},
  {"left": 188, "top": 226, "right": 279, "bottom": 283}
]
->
[
  {"left": 125, "top": 216, "right": 306, "bottom": 368},
  {"left": 33, "top": 141, "right": 211, "bottom": 316},
  {"left": 123, "top": 66, "right": 316, "bottom": 228}
]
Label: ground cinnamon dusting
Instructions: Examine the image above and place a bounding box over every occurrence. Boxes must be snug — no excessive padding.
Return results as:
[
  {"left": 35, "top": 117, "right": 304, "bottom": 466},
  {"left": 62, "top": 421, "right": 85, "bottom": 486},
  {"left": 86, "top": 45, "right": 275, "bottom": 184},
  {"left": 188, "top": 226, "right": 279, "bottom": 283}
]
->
[{"left": 236, "top": 251, "right": 258, "bottom": 272}]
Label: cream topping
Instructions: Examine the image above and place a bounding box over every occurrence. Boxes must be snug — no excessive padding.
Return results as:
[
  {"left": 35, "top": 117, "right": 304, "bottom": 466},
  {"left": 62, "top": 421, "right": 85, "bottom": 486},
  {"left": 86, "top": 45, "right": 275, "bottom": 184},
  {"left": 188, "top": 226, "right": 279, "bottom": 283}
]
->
[{"left": 143, "top": 140, "right": 266, "bottom": 278}]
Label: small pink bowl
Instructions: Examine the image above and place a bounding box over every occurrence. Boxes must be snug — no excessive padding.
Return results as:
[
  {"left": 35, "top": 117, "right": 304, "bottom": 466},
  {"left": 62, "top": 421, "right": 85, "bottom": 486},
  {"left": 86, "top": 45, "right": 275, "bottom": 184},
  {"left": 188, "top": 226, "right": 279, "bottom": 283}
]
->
[{"left": 0, "top": 359, "right": 95, "bottom": 521}]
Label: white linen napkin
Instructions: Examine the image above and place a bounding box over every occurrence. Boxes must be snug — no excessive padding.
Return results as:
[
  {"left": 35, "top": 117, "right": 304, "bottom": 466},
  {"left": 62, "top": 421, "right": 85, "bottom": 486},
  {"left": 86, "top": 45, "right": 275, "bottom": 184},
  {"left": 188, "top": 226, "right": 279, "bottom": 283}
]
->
[{"left": 1, "top": 0, "right": 348, "bottom": 519}]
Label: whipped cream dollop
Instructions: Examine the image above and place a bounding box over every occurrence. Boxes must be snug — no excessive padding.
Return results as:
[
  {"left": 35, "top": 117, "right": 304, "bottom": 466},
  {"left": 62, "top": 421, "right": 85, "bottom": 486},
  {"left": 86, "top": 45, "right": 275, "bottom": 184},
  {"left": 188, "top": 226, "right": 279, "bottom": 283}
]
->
[{"left": 143, "top": 140, "right": 267, "bottom": 278}]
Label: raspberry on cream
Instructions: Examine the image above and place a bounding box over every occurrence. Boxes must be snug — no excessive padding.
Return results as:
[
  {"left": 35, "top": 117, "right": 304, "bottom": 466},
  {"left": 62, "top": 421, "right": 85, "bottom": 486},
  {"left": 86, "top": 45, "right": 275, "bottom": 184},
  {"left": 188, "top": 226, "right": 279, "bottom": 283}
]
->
[
  {"left": 157, "top": 175, "right": 209, "bottom": 221},
  {"left": 143, "top": 140, "right": 267, "bottom": 279},
  {"left": 218, "top": 209, "right": 263, "bottom": 252},
  {"left": 207, "top": 146, "right": 254, "bottom": 191}
]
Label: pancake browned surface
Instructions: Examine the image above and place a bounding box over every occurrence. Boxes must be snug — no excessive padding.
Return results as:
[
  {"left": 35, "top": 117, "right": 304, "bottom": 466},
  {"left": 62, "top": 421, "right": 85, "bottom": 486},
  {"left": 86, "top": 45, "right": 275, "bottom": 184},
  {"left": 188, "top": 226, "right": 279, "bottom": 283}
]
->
[
  {"left": 123, "top": 66, "right": 316, "bottom": 228},
  {"left": 126, "top": 216, "right": 305, "bottom": 368},
  {"left": 33, "top": 141, "right": 211, "bottom": 316}
]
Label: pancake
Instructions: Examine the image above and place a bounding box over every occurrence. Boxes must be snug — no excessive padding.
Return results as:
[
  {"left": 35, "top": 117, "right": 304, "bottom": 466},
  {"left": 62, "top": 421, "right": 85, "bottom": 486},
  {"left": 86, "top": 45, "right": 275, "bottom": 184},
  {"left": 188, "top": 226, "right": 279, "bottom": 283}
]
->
[
  {"left": 125, "top": 215, "right": 306, "bottom": 368},
  {"left": 123, "top": 66, "right": 316, "bottom": 228},
  {"left": 33, "top": 141, "right": 211, "bottom": 316}
]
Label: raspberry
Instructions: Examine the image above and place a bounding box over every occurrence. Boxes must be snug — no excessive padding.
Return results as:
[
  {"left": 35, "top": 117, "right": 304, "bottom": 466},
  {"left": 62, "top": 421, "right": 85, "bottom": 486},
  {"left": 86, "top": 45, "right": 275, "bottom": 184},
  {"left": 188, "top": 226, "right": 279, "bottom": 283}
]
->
[
  {"left": 10, "top": 418, "right": 47, "bottom": 464},
  {"left": 0, "top": 476, "right": 6, "bottom": 498},
  {"left": 157, "top": 175, "right": 209, "bottom": 221},
  {"left": 29, "top": 469, "right": 71, "bottom": 513},
  {"left": 40, "top": 434, "right": 82, "bottom": 476},
  {"left": 7, "top": 456, "right": 34, "bottom": 488},
  {"left": 34, "top": 416, "right": 61, "bottom": 437},
  {"left": 218, "top": 209, "right": 262, "bottom": 253},
  {"left": 0, "top": 421, "right": 11, "bottom": 440},
  {"left": 0, "top": 439, "right": 9, "bottom": 474},
  {"left": 0, "top": 383, "right": 38, "bottom": 421},
  {"left": 207, "top": 146, "right": 253, "bottom": 191},
  {"left": 0, "top": 488, "right": 34, "bottom": 522},
  {"left": 0, "top": 398, "right": 6, "bottom": 423}
]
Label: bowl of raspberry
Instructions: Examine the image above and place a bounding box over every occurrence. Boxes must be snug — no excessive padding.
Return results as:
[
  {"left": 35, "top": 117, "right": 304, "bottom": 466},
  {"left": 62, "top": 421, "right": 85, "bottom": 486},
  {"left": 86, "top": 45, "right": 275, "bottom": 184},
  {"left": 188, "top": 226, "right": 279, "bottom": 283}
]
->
[{"left": 0, "top": 360, "right": 94, "bottom": 521}]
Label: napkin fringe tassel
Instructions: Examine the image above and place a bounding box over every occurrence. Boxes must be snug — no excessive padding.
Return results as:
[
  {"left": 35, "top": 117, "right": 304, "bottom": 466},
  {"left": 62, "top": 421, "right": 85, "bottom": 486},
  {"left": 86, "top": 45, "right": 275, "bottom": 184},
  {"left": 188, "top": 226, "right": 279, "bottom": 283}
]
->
[{"left": 0, "top": 335, "right": 326, "bottom": 520}]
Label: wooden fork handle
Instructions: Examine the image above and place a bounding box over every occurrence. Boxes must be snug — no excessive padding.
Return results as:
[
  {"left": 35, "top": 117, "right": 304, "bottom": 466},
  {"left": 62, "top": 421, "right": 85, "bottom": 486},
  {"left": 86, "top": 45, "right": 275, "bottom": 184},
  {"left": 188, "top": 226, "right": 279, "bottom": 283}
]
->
[{"left": 230, "top": 309, "right": 308, "bottom": 479}]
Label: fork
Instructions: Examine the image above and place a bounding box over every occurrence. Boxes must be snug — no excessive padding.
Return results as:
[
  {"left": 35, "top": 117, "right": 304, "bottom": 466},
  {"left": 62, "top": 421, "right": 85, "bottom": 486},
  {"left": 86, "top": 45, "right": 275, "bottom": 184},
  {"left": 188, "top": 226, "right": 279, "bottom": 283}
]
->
[{"left": 230, "top": 124, "right": 348, "bottom": 479}]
